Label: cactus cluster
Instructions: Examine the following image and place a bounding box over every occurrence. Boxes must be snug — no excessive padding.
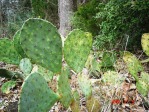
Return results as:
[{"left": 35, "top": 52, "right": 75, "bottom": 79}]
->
[
  {"left": 1, "top": 18, "right": 148, "bottom": 111},
  {"left": 122, "top": 33, "right": 149, "bottom": 96},
  {"left": 0, "top": 18, "right": 93, "bottom": 112}
]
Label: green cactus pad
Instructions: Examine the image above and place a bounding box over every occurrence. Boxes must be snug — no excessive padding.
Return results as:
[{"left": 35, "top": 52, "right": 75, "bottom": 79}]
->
[
  {"left": 57, "top": 66, "right": 73, "bottom": 108},
  {"left": 64, "top": 29, "right": 92, "bottom": 73},
  {"left": 13, "top": 30, "right": 27, "bottom": 58},
  {"left": 78, "top": 71, "right": 92, "bottom": 99},
  {"left": 141, "top": 33, "right": 149, "bottom": 56},
  {"left": 70, "top": 90, "right": 80, "bottom": 112},
  {"left": 36, "top": 65, "right": 54, "bottom": 82},
  {"left": 101, "top": 51, "right": 117, "bottom": 67},
  {"left": 86, "top": 96, "right": 101, "bottom": 112},
  {"left": 19, "top": 58, "right": 32, "bottom": 76},
  {"left": 136, "top": 80, "right": 149, "bottom": 97},
  {"left": 1, "top": 80, "right": 16, "bottom": 94},
  {"left": 0, "top": 38, "right": 21, "bottom": 64},
  {"left": 123, "top": 51, "right": 143, "bottom": 81},
  {"left": 20, "top": 18, "right": 62, "bottom": 73},
  {"left": 140, "top": 72, "right": 149, "bottom": 85},
  {"left": 18, "top": 72, "right": 59, "bottom": 112}
]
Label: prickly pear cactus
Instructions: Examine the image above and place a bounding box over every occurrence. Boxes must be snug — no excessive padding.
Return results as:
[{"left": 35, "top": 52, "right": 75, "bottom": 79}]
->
[
  {"left": 64, "top": 29, "right": 92, "bottom": 73},
  {"left": 31, "top": 65, "right": 54, "bottom": 82},
  {"left": 141, "top": 33, "right": 149, "bottom": 56},
  {"left": 78, "top": 70, "right": 92, "bottom": 99},
  {"left": 70, "top": 90, "right": 80, "bottom": 112},
  {"left": 123, "top": 51, "right": 143, "bottom": 81},
  {"left": 57, "top": 66, "right": 73, "bottom": 108},
  {"left": 19, "top": 58, "right": 32, "bottom": 76},
  {"left": 86, "top": 96, "right": 101, "bottom": 112},
  {"left": 136, "top": 80, "right": 149, "bottom": 97},
  {"left": 0, "top": 38, "right": 21, "bottom": 64},
  {"left": 19, "top": 18, "right": 62, "bottom": 73},
  {"left": 13, "top": 30, "right": 27, "bottom": 58},
  {"left": 140, "top": 72, "right": 149, "bottom": 85},
  {"left": 18, "top": 72, "right": 59, "bottom": 112},
  {"left": 1, "top": 80, "right": 16, "bottom": 94},
  {"left": 101, "top": 51, "right": 117, "bottom": 67}
]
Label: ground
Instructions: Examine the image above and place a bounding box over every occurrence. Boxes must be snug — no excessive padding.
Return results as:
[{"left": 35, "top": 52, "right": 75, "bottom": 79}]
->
[{"left": 0, "top": 52, "right": 149, "bottom": 112}]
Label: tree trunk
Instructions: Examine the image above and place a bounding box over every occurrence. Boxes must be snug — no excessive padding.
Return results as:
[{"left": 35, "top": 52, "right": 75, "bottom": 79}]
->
[{"left": 58, "top": 0, "right": 76, "bottom": 37}]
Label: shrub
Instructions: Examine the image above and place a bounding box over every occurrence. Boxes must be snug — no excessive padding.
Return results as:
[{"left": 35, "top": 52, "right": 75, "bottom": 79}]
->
[
  {"left": 95, "top": 0, "right": 149, "bottom": 50},
  {"left": 72, "top": 0, "right": 101, "bottom": 36}
]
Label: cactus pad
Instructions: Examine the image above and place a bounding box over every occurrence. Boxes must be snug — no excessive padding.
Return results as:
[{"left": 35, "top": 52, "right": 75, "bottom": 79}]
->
[
  {"left": 64, "top": 29, "right": 92, "bottom": 73},
  {"left": 140, "top": 72, "right": 149, "bottom": 85},
  {"left": 57, "top": 66, "right": 73, "bottom": 108},
  {"left": 101, "top": 51, "right": 117, "bottom": 67},
  {"left": 70, "top": 90, "right": 80, "bottom": 112},
  {"left": 0, "top": 38, "right": 21, "bottom": 64},
  {"left": 20, "top": 18, "right": 62, "bottom": 73},
  {"left": 86, "top": 96, "right": 101, "bottom": 112},
  {"left": 136, "top": 80, "right": 149, "bottom": 97},
  {"left": 1, "top": 80, "right": 16, "bottom": 94},
  {"left": 18, "top": 72, "right": 59, "bottom": 112},
  {"left": 78, "top": 71, "right": 92, "bottom": 99},
  {"left": 123, "top": 51, "right": 143, "bottom": 80},
  {"left": 141, "top": 33, "right": 149, "bottom": 56},
  {"left": 13, "top": 30, "right": 27, "bottom": 58},
  {"left": 32, "top": 65, "right": 54, "bottom": 82},
  {"left": 19, "top": 58, "right": 32, "bottom": 76}
]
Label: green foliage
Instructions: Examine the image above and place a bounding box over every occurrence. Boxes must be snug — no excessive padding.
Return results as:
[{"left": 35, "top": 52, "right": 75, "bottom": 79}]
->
[
  {"left": 31, "top": 0, "right": 58, "bottom": 25},
  {"left": 13, "top": 30, "right": 27, "bottom": 58},
  {"left": 20, "top": 18, "right": 62, "bottom": 73},
  {"left": 1, "top": 81, "right": 16, "bottom": 94},
  {"left": 64, "top": 29, "right": 92, "bottom": 73},
  {"left": 57, "top": 66, "right": 73, "bottom": 108},
  {"left": 18, "top": 73, "right": 59, "bottom": 112},
  {"left": 72, "top": 0, "right": 100, "bottom": 36},
  {"left": 31, "top": 0, "right": 47, "bottom": 18},
  {"left": 0, "top": 38, "right": 21, "bottom": 65},
  {"left": 95, "top": 0, "right": 149, "bottom": 49}
]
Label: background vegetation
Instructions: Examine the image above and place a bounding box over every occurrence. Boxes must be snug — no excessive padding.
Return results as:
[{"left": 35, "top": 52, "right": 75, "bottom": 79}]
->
[
  {"left": 72, "top": 0, "right": 149, "bottom": 51},
  {"left": 1, "top": 0, "right": 149, "bottom": 51}
]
